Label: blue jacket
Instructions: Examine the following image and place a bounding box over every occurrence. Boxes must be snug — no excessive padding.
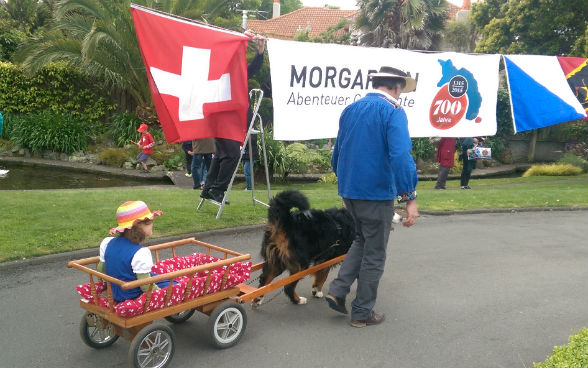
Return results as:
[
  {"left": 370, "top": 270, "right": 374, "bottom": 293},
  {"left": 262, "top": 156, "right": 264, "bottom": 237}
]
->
[{"left": 331, "top": 92, "right": 417, "bottom": 201}]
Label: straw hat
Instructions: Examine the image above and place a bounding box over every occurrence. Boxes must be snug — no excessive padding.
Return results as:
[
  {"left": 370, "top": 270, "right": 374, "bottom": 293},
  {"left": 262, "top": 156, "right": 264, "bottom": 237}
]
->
[
  {"left": 369, "top": 66, "right": 417, "bottom": 93},
  {"left": 137, "top": 123, "right": 149, "bottom": 133},
  {"left": 109, "top": 201, "right": 162, "bottom": 235}
]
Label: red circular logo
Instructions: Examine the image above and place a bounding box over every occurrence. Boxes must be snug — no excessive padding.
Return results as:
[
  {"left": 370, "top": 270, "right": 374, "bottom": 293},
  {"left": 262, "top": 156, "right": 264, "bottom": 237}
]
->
[{"left": 429, "top": 84, "right": 468, "bottom": 130}]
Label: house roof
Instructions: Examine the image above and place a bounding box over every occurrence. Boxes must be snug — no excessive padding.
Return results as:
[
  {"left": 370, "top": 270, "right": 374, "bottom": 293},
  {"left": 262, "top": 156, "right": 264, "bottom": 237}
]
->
[
  {"left": 247, "top": 7, "right": 359, "bottom": 40},
  {"left": 447, "top": 2, "right": 462, "bottom": 20}
]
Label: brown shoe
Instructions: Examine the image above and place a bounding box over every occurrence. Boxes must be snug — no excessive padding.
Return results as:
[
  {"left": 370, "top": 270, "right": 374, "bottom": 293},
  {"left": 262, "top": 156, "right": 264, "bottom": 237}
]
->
[
  {"left": 326, "top": 294, "right": 348, "bottom": 314},
  {"left": 350, "top": 310, "right": 385, "bottom": 328}
]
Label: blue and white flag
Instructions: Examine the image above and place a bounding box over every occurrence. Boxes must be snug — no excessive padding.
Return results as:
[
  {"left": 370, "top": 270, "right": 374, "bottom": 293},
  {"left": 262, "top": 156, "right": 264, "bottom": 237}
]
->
[{"left": 504, "top": 55, "right": 587, "bottom": 133}]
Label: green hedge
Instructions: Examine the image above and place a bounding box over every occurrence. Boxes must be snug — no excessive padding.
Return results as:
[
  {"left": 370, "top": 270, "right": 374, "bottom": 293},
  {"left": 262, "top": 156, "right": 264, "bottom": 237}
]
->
[
  {"left": 534, "top": 328, "right": 588, "bottom": 368},
  {"left": 0, "top": 61, "right": 112, "bottom": 121}
]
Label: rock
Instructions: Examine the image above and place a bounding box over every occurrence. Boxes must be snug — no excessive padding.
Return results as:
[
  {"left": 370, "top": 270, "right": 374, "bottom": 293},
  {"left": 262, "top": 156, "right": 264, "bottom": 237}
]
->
[
  {"left": 146, "top": 157, "right": 157, "bottom": 167},
  {"left": 45, "top": 151, "right": 60, "bottom": 160},
  {"left": 150, "top": 165, "right": 165, "bottom": 172},
  {"left": 86, "top": 153, "right": 99, "bottom": 164},
  {"left": 59, "top": 153, "right": 69, "bottom": 161},
  {"left": 123, "top": 162, "right": 134, "bottom": 169},
  {"left": 69, "top": 155, "right": 87, "bottom": 163}
]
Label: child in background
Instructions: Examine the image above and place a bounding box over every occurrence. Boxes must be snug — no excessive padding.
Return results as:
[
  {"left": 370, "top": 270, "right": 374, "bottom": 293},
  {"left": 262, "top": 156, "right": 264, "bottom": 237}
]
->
[
  {"left": 136, "top": 123, "right": 154, "bottom": 173},
  {"left": 97, "top": 201, "right": 167, "bottom": 303}
]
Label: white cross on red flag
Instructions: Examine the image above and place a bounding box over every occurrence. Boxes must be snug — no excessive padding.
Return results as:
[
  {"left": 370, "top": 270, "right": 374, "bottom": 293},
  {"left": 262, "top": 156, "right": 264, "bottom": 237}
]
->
[{"left": 131, "top": 4, "right": 251, "bottom": 143}]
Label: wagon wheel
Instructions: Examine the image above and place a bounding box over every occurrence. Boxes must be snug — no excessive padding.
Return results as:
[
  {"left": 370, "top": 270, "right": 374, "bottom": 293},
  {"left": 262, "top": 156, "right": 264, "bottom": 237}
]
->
[
  {"left": 164, "top": 308, "right": 196, "bottom": 324},
  {"left": 79, "top": 311, "right": 119, "bottom": 349},
  {"left": 207, "top": 301, "right": 247, "bottom": 349},
  {"left": 128, "top": 324, "right": 175, "bottom": 368}
]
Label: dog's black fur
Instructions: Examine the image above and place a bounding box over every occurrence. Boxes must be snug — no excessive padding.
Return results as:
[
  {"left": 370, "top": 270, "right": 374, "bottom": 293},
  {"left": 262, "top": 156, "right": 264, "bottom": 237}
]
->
[{"left": 254, "top": 190, "right": 355, "bottom": 306}]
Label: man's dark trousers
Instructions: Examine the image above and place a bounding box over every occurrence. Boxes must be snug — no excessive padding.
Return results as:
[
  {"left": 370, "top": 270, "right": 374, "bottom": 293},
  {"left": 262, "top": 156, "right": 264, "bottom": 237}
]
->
[
  {"left": 329, "top": 198, "right": 394, "bottom": 320},
  {"left": 205, "top": 138, "right": 240, "bottom": 193}
]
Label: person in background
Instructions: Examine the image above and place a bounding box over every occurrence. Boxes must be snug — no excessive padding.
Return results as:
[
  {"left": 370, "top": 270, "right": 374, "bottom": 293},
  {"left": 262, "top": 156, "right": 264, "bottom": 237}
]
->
[
  {"left": 434, "top": 137, "right": 457, "bottom": 190},
  {"left": 460, "top": 137, "right": 479, "bottom": 189},
  {"left": 201, "top": 31, "right": 265, "bottom": 203},
  {"left": 326, "top": 66, "right": 419, "bottom": 328},
  {"left": 0, "top": 110, "right": 3, "bottom": 136},
  {"left": 191, "top": 137, "right": 215, "bottom": 190},
  {"left": 135, "top": 123, "right": 154, "bottom": 173},
  {"left": 181, "top": 141, "right": 193, "bottom": 177}
]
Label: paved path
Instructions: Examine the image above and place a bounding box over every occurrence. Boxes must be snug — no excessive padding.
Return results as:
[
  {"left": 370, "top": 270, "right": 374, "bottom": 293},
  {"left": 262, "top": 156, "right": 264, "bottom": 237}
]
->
[{"left": 1, "top": 211, "right": 586, "bottom": 368}]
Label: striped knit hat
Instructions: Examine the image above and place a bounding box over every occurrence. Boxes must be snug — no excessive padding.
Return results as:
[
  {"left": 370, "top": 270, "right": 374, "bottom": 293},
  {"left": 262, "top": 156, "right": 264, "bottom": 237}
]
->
[{"left": 109, "top": 201, "right": 162, "bottom": 235}]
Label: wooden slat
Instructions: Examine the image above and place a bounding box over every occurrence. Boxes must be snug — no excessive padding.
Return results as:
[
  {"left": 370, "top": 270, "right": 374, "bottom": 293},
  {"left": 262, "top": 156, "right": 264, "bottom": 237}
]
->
[
  {"left": 79, "top": 287, "right": 241, "bottom": 328},
  {"left": 251, "top": 262, "right": 265, "bottom": 272},
  {"left": 237, "top": 255, "right": 346, "bottom": 303},
  {"left": 237, "top": 284, "right": 257, "bottom": 294}
]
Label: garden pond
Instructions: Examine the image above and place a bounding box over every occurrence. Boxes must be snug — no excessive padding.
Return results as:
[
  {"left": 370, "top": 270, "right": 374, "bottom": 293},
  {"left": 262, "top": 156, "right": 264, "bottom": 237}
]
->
[{"left": 0, "top": 160, "right": 172, "bottom": 190}]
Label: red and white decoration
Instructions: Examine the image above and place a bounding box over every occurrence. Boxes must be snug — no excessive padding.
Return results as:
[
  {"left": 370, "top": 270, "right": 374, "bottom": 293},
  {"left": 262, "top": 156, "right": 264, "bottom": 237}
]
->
[{"left": 76, "top": 253, "right": 251, "bottom": 318}]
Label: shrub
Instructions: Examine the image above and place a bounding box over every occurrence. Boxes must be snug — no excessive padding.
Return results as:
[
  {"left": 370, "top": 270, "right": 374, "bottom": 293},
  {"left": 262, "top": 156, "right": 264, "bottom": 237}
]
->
[
  {"left": 522, "top": 164, "right": 582, "bottom": 177},
  {"left": 9, "top": 112, "right": 90, "bottom": 154},
  {"left": 450, "top": 151, "right": 463, "bottom": 174},
  {"left": 534, "top": 328, "right": 588, "bottom": 368},
  {"left": 150, "top": 142, "right": 183, "bottom": 168},
  {"left": 312, "top": 149, "right": 332, "bottom": 172},
  {"left": 557, "top": 152, "right": 588, "bottom": 172},
  {"left": 283, "top": 143, "right": 312, "bottom": 174},
  {"left": 559, "top": 120, "right": 588, "bottom": 142},
  {"left": 110, "top": 113, "right": 142, "bottom": 147},
  {"left": 319, "top": 172, "right": 337, "bottom": 184},
  {"left": 411, "top": 138, "right": 436, "bottom": 161},
  {"left": 98, "top": 148, "right": 132, "bottom": 167},
  {"left": 259, "top": 125, "right": 286, "bottom": 178},
  {"left": 162, "top": 154, "right": 184, "bottom": 170}
]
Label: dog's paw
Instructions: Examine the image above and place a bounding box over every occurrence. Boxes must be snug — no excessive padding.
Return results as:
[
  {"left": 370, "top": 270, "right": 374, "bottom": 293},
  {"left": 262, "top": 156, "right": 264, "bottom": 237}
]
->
[
  {"left": 252, "top": 296, "right": 264, "bottom": 308},
  {"left": 297, "top": 296, "right": 308, "bottom": 305},
  {"left": 312, "top": 287, "right": 324, "bottom": 298}
]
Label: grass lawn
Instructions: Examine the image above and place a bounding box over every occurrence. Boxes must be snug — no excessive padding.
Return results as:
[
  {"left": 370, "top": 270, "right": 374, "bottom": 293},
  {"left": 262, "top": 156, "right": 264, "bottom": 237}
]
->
[{"left": 0, "top": 174, "right": 586, "bottom": 262}]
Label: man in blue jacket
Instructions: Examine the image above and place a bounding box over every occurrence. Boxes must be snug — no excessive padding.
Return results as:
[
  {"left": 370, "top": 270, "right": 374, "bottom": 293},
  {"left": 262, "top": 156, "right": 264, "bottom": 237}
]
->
[{"left": 326, "top": 66, "right": 419, "bottom": 328}]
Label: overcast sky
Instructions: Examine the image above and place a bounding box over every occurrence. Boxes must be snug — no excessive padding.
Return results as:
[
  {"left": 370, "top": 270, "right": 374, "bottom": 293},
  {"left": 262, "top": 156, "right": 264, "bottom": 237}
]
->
[{"left": 300, "top": 0, "right": 473, "bottom": 10}]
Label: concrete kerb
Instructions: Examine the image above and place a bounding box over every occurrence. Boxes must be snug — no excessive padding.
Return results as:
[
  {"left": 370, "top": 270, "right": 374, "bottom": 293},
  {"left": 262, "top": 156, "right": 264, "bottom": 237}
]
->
[{"left": 3, "top": 208, "right": 586, "bottom": 272}]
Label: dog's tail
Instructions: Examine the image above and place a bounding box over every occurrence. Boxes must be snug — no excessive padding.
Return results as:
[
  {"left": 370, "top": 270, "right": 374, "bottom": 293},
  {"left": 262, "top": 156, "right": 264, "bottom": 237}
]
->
[{"left": 268, "top": 190, "right": 310, "bottom": 226}]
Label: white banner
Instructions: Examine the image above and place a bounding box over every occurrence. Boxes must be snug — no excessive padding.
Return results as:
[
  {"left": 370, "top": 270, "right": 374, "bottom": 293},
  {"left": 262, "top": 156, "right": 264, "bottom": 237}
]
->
[{"left": 268, "top": 39, "right": 501, "bottom": 140}]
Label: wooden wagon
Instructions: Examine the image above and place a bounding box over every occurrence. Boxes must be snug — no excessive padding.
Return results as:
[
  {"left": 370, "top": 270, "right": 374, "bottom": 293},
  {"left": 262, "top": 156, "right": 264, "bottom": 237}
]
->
[{"left": 67, "top": 237, "right": 345, "bottom": 368}]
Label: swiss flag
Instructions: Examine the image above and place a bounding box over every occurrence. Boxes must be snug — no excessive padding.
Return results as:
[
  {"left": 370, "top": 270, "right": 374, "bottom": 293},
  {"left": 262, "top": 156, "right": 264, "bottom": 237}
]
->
[{"left": 131, "top": 4, "right": 251, "bottom": 143}]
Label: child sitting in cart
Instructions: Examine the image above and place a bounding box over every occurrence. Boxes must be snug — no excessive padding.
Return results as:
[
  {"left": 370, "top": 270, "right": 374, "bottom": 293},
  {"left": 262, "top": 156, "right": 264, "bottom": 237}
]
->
[{"left": 97, "top": 200, "right": 170, "bottom": 302}]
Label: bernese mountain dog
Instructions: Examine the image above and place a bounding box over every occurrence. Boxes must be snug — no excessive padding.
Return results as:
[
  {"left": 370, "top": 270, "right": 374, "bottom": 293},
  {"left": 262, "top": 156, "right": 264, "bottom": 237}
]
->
[{"left": 253, "top": 190, "right": 355, "bottom": 306}]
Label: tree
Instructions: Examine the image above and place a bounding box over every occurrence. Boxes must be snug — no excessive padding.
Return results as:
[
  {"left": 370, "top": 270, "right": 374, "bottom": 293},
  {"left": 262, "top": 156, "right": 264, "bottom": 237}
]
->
[
  {"left": 471, "top": 0, "right": 588, "bottom": 161},
  {"left": 257, "top": 0, "right": 302, "bottom": 18},
  {"left": 354, "top": 0, "right": 448, "bottom": 50},
  {"left": 472, "top": 0, "right": 588, "bottom": 55},
  {"left": 442, "top": 18, "right": 478, "bottom": 52},
  {"left": 14, "top": 0, "right": 241, "bottom": 114}
]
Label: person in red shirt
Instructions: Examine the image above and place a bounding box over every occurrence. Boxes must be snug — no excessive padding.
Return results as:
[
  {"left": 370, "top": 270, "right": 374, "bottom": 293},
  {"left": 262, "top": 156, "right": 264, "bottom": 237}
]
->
[
  {"left": 136, "top": 123, "right": 154, "bottom": 173},
  {"left": 434, "top": 137, "right": 457, "bottom": 190}
]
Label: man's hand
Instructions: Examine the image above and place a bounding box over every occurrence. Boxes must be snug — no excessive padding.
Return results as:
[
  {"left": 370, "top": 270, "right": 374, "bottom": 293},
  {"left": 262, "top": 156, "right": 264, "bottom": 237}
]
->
[
  {"left": 402, "top": 199, "right": 418, "bottom": 227},
  {"left": 255, "top": 35, "right": 265, "bottom": 54}
]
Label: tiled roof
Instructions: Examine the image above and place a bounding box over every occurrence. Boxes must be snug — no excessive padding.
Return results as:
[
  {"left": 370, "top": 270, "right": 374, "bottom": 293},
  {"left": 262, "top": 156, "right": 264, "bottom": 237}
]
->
[
  {"left": 447, "top": 2, "right": 462, "bottom": 20},
  {"left": 247, "top": 7, "right": 359, "bottom": 40}
]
